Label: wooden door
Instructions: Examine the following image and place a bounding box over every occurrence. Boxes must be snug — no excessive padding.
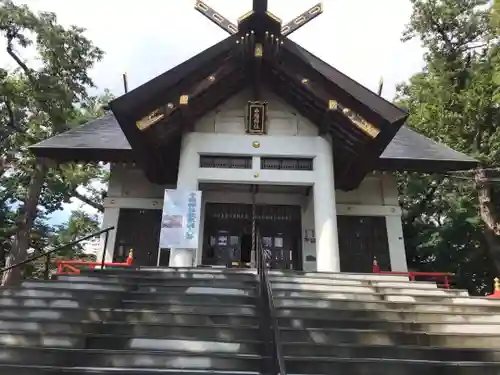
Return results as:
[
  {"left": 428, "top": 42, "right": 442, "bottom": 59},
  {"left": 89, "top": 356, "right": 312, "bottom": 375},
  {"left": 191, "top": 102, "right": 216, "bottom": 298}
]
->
[
  {"left": 114, "top": 209, "right": 162, "bottom": 266},
  {"left": 337, "top": 215, "right": 391, "bottom": 273}
]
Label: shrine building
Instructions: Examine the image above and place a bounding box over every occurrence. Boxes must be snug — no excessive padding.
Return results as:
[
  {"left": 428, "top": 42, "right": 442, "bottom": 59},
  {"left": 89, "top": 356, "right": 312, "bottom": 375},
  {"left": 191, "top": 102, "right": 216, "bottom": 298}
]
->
[{"left": 30, "top": 1, "right": 477, "bottom": 273}]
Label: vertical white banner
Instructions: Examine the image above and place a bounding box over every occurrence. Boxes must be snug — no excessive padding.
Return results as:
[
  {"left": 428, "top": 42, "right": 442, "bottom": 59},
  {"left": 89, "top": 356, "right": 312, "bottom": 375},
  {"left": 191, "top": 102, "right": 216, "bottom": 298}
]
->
[{"left": 159, "top": 189, "right": 202, "bottom": 249}]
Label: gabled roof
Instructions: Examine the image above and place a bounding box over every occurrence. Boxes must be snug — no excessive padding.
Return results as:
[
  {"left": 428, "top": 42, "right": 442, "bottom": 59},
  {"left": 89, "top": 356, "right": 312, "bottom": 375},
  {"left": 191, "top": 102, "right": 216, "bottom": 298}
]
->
[
  {"left": 29, "top": 9, "right": 478, "bottom": 188},
  {"left": 30, "top": 113, "right": 477, "bottom": 173},
  {"left": 105, "top": 33, "right": 411, "bottom": 189}
]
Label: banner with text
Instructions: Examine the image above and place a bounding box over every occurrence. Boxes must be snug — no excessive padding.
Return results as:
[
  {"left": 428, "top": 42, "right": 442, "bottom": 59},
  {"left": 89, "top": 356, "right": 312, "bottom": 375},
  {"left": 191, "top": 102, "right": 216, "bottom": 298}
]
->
[{"left": 158, "top": 189, "right": 202, "bottom": 249}]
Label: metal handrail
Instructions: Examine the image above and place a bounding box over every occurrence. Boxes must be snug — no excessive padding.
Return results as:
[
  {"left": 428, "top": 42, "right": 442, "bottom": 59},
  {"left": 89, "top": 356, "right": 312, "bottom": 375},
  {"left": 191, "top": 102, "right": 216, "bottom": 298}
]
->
[
  {"left": 256, "top": 232, "right": 286, "bottom": 375},
  {"left": 0, "top": 227, "right": 115, "bottom": 279}
]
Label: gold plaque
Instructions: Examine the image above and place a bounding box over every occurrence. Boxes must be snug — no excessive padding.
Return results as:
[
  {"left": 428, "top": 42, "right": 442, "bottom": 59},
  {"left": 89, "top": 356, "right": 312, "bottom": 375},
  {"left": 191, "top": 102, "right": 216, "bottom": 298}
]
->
[
  {"left": 342, "top": 108, "right": 380, "bottom": 138},
  {"left": 179, "top": 95, "right": 189, "bottom": 105},
  {"left": 254, "top": 43, "right": 263, "bottom": 57},
  {"left": 136, "top": 109, "right": 165, "bottom": 131},
  {"left": 245, "top": 101, "right": 267, "bottom": 135}
]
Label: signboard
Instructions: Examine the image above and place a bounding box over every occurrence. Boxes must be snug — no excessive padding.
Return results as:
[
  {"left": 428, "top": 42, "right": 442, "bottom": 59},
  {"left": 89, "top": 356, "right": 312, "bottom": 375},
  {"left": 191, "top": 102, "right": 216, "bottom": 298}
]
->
[
  {"left": 158, "top": 189, "right": 202, "bottom": 249},
  {"left": 245, "top": 101, "right": 267, "bottom": 134}
]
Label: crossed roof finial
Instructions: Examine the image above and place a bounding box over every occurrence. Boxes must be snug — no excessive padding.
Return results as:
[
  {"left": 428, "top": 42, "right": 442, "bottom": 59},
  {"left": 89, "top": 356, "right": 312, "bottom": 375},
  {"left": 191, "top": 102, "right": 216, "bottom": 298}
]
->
[{"left": 195, "top": 0, "right": 323, "bottom": 37}]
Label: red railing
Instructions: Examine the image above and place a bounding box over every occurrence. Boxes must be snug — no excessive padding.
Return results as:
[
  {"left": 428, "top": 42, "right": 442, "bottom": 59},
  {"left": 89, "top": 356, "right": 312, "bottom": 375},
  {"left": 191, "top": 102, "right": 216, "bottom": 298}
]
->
[
  {"left": 55, "top": 250, "right": 134, "bottom": 275},
  {"left": 372, "top": 257, "right": 454, "bottom": 289}
]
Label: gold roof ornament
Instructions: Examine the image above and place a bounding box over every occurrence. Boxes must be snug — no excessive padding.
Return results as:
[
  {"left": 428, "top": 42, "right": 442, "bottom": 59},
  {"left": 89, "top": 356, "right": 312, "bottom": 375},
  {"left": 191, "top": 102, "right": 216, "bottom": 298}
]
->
[
  {"left": 180, "top": 95, "right": 189, "bottom": 105},
  {"left": 342, "top": 107, "right": 380, "bottom": 138},
  {"left": 254, "top": 43, "right": 263, "bottom": 57},
  {"left": 136, "top": 109, "right": 165, "bottom": 131}
]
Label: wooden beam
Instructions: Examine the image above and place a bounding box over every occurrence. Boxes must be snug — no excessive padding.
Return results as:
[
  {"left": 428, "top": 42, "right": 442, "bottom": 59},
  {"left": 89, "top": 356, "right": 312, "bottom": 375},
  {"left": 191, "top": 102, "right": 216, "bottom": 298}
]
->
[
  {"left": 268, "top": 60, "right": 380, "bottom": 139},
  {"left": 195, "top": 0, "right": 238, "bottom": 34},
  {"left": 264, "top": 69, "right": 361, "bottom": 152},
  {"left": 281, "top": 3, "right": 323, "bottom": 37},
  {"left": 253, "top": 0, "right": 268, "bottom": 13},
  {"left": 267, "top": 66, "right": 370, "bottom": 145},
  {"left": 252, "top": 43, "right": 263, "bottom": 100}
]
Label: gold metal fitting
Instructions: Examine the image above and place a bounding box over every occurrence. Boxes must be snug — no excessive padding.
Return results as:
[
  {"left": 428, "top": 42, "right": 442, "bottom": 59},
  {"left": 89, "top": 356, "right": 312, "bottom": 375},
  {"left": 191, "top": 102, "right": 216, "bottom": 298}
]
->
[
  {"left": 373, "top": 256, "right": 378, "bottom": 266},
  {"left": 494, "top": 277, "right": 500, "bottom": 292},
  {"left": 179, "top": 95, "right": 189, "bottom": 105},
  {"left": 254, "top": 43, "right": 263, "bottom": 57}
]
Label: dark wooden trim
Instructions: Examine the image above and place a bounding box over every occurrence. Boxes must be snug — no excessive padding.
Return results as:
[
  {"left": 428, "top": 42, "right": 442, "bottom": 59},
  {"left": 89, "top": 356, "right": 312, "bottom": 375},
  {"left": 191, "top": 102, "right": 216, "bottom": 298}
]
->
[{"left": 281, "top": 40, "right": 408, "bottom": 125}]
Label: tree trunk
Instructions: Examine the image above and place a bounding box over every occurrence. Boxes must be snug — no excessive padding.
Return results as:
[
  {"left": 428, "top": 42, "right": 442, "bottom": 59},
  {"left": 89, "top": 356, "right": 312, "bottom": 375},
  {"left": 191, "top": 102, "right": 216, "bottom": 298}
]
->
[
  {"left": 1, "top": 160, "right": 48, "bottom": 286},
  {"left": 476, "top": 168, "right": 500, "bottom": 275}
]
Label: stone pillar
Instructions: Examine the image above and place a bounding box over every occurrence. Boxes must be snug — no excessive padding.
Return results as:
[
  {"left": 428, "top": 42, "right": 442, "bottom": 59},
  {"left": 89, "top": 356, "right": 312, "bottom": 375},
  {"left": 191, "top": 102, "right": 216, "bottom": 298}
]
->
[
  {"left": 386, "top": 215, "right": 408, "bottom": 272},
  {"left": 169, "top": 132, "right": 199, "bottom": 268},
  {"left": 313, "top": 136, "right": 340, "bottom": 272}
]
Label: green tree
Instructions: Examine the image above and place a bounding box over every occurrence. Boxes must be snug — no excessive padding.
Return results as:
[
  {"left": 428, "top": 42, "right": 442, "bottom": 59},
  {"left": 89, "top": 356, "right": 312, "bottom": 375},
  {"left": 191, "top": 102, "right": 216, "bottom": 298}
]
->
[
  {"left": 23, "top": 210, "right": 100, "bottom": 280},
  {"left": 0, "top": 1, "right": 106, "bottom": 285},
  {"left": 398, "top": 0, "right": 500, "bottom": 293}
]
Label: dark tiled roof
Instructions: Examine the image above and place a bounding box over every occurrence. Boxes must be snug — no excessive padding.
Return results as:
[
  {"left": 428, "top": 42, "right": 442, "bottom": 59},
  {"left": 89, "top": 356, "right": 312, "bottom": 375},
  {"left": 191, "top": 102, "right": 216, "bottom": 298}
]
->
[
  {"left": 30, "top": 114, "right": 477, "bottom": 170},
  {"left": 33, "top": 114, "right": 131, "bottom": 150},
  {"left": 382, "top": 126, "right": 476, "bottom": 163}
]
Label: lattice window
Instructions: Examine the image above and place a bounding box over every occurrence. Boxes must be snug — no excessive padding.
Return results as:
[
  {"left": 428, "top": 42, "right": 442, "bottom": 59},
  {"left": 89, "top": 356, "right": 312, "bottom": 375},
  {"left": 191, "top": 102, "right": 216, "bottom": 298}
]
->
[
  {"left": 200, "top": 155, "right": 252, "bottom": 169},
  {"left": 261, "top": 157, "right": 313, "bottom": 171}
]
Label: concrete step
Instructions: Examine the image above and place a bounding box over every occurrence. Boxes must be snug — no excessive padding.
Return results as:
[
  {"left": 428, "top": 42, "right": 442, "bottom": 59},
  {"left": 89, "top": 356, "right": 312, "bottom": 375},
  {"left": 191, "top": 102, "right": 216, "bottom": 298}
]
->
[
  {"left": 0, "top": 305, "right": 257, "bottom": 320},
  {"left": 0, "top": 331, "right": 261, "bottom": 349},
  {"left": 282, "top": 342, "right": 500, "bottom": 361},
  {"left": 0, "top": 294, "right": 256, "bottom": 309},
  {"left": 0, "top": 311, "right": 257, "bottom": 326},
  {"left": 274, "top": 296, "right": 500, "bottom": 313},
  {"left": 0, "top": 365, "right": 260, "bottom": 374},
  {"left": 22, "top": 280, "right": 257, "bottom": 295},
  {"left": 2, "top": 286, "right": 257, "bottom": 300},
  {"left": 283, "top": 356, "right": 500, "bottom": 374},
  {"left": 89, "top": 267, "right": 413, "bottom": 283},
  {"left": 84, "top": 268, "right": 258, "bottom": 278},
  {"left": 268, "top": 269, "right": 411, "bottom": 281},
  {"left": 271, "top": 283, "right": 468, "bottom": 296},
  {"left": 279, "top": 317, "right": 500, "bottom": 334},
  {"left": 278, "top": 327, "right": 500, "bottom": 348},
  {"left": 0, "top": 347, "right": 262, "bottom": 372},
  {"left": 277, "top": 308, "right": 500, "bottom": 324},
  {"left": 269, "top": 275, "right": 440, "bottom": 289},
  {"left": 0, "top": 322, "right": 260, "bottom": 344},
  {"left": 58, "top": 273, "right": 259, "bottom": 283}
]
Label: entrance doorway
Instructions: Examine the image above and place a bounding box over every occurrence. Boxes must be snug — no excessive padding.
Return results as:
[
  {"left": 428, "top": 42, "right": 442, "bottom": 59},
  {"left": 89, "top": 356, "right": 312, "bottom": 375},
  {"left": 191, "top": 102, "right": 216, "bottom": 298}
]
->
[{"left": 202, "top": 203, "right": 302, "bottom": 270}]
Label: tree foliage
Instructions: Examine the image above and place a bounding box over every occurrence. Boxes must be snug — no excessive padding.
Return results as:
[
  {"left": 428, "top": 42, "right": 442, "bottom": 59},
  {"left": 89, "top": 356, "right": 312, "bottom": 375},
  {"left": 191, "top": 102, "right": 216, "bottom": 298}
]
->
[
  {"left": 398, "top": 0, "right": 500, "bottom": 294},
  {"left": 0, "top": 0, "right": 110, "bottom": 284}
]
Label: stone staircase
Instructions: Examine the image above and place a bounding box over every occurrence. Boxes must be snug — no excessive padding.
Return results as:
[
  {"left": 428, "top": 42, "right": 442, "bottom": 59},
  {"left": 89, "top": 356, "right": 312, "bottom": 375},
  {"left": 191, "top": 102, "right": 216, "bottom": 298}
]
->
[
  {"left": 269, "top": 271, "right": 500, "bottom": 374},
  {"left": 0, "top": 268, "right": 499, "bottom": 374}
]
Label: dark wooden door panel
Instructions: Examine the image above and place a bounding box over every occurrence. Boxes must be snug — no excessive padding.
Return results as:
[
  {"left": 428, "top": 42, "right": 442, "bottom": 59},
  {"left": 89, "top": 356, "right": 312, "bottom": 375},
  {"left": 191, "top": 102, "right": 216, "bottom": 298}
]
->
[
  {"left": 202, "top": 203, "right": 302, "bottom": 270},
  {"left": 338, "top": 215, "right": 390, "bottom": 273},
  {"left": 114, "top": 209, "right": 162, "bottom": 266}
]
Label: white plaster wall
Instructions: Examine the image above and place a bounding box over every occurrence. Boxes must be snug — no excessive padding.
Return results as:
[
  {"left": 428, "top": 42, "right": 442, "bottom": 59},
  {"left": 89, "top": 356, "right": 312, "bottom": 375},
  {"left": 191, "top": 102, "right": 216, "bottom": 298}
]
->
[
  {"left": 194, "top": 88, "right": 318, "bottom": 137},
  {"left": 301, "top": 193, "right": 316, "bottom": 272},
  {"left": 108, "top": 163, "right": 170, "bottom": 198},
  {"left": 101, "top": 164, "right": 406, "bottom": 272},
  {"left": 98, "top": 163, "right": 175, "bottom": 262}
]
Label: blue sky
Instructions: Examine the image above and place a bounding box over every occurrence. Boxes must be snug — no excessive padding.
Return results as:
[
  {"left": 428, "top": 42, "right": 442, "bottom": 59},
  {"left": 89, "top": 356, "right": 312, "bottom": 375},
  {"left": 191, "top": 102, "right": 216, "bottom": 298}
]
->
[{"left": 9, "top": 0, "right": 425, "bottom": 225}]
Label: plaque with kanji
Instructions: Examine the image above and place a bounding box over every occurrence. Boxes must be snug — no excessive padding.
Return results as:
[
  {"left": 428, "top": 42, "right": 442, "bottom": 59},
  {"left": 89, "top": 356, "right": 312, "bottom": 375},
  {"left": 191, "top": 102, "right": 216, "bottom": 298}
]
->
[{"left": 245, "top": 101, "right": 268, "bottom": 135}]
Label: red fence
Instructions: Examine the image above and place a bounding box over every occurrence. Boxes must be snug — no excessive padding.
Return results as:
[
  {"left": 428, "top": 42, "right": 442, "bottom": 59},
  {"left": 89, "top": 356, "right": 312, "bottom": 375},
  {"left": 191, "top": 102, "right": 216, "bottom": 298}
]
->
[
  {"left": 54, "top": 250, "right": 134, "bottom": 275},
  {"left": 372, "top": 257, "right": 454, "bottom": 289}
]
